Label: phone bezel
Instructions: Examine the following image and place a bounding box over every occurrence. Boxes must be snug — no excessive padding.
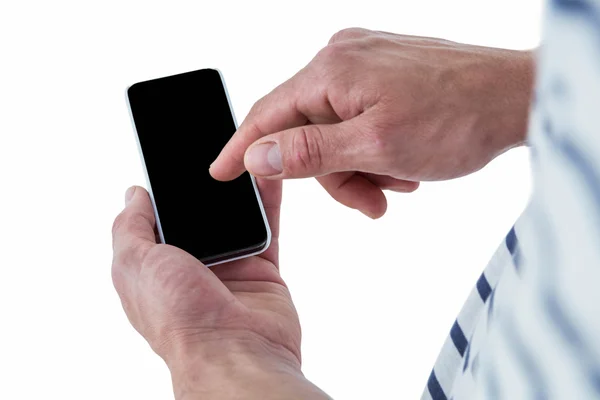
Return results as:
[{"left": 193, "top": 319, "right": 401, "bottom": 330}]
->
[{"left": 125, "top": 68, "right": 272, "bottom": 267}]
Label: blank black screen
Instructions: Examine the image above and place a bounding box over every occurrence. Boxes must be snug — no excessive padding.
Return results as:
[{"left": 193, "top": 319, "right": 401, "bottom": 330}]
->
[{"left": 127, "top": 69, "right": 268, "bottom": 264}]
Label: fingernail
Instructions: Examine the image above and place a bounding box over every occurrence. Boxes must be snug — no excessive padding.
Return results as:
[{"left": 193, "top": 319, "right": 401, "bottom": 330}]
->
[
  {"left": 125, "top": 186, "right": 136, "bottom": 205},
  {"left": 360, "top": 209, "right": 382, "bottom": 219},
  {"left": 245, "top": 142, "right": 282, "bottom": 176},
  {"left": 360, "top": 210, "right": 376, "bottom": 219}
]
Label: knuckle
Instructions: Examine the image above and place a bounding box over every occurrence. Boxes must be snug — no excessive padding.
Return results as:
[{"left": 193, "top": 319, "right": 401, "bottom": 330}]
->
[
  {"left": 365, "top": 35, "right": 392, "bottom": 48},
  {"left": 286, "top": 126, "right": 324, "bottom": 175},
  {"left": 361, "top": 124, "right": 396, "bottom": 164},
  {"left": 328, "top": 27, "right": 368, "bottom": 44},
  {"left": 111, "top": 211, "right": 128, "bottom": 237},
  {"left": 112, "top": 240, "right": 150, "bottom": 270},
  {"left": 142, "top": 246, "right": 185, "bottom": 284},
  {"left": 313, "top": 45, "right": 353, "bottom": 81},
  {"left": 316, "top": 42, "right": 351, "bottom": 67},
  {"left": 372, "top": 134, "right": 395, "bottom": 160},
  {"left": 112, "top": 211, "right": 148, "bottom": 238},
  {"left": 248, "top": 96, "right": 267, "bottom": 117},
  {"left": 141, "top": 247, "right": 203, "bottom": 303},
  {"left": 141, "top": 244, "right": 170, "bottom": 269}
]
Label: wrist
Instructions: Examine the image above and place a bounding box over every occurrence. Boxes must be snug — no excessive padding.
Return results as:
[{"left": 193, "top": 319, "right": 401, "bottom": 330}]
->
[
  {"left": 164, "top": 331, "right": 328, "bottom": 400},
  {"left": 493, "top": 48, "right": 536, "bottom": 152},
  {"left": 459, "top": 47, "right": 535, "bottom": 158},
  {"left": 510, "top": 49, "right": 536, "bottom": 146}
]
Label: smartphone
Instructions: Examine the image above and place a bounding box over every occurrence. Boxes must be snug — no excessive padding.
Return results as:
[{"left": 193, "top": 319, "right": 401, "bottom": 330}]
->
[{"left": 126, "top": 68, "right": 271, "bottom": 266}]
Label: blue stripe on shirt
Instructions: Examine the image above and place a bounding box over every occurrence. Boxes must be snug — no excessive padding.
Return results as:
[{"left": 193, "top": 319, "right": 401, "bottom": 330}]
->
[
  {"left": 505, "top": 227, "right": 518, "bottom": 255},
  {"left": 450, "top": 321, "right": 468, "bottom": 357},
  {"left": 476, "top": 274, "right": 492, "bottom": 302},
  {"left": 427, "top": 370, "right": 448, "bottom": 400},
  {"left": 505, "top": 227, "right": 521, "bottom": 270},
  {"left": 551, "top": 0, "right": 600, "bottom": 35},
  {"left": 462, "top": 342, "right": 471, "bottom": 373}
]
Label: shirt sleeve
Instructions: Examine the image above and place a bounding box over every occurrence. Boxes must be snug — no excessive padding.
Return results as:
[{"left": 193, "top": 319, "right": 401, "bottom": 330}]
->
[{"left": 471, "top": 1, "right": 600, "bottom": 399}]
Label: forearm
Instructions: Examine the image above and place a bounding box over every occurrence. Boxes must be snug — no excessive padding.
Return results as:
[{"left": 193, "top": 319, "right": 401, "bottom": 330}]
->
[{"left": 166, "top": 335, "right": 331, "bottom": 400}]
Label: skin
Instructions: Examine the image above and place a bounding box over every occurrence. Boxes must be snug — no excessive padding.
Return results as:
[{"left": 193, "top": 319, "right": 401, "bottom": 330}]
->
[
  {"left": 112, "top": 28, "right": 534, "bottom": 398},
  {"left": 210, "top": 28, "right": 534, "bottom": 218},
  {"left": 112, "top": 182, "right": 331, "bottom": 399}
]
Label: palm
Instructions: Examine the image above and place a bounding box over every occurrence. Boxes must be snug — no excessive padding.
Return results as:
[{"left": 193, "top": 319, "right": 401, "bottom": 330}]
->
[{"left": 205, "top": 179, "right": 302, "bottom": 363}]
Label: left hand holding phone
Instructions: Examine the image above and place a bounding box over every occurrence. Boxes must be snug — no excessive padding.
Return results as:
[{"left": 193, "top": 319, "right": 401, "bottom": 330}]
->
[{"left": 111, "top": 179, "right": 330, "bottom": 400}]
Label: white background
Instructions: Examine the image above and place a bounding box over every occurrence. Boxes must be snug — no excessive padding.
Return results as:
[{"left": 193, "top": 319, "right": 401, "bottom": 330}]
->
[{"left": 0, "top": 1, "right": 542, "bottom": 399}]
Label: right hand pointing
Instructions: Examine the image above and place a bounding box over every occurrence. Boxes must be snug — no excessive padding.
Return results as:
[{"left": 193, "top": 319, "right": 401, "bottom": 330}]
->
[{"left": 210, "top": 28, "right": 534, "bottom": 218}]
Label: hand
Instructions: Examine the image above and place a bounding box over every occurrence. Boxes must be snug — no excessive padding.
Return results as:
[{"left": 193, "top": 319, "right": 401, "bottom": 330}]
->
[
  {"left": 111, "top": 182, "right": 329, "bottom": 400},
  {"left": 210, "top": 28, "right": 534, "bottom": 218}
]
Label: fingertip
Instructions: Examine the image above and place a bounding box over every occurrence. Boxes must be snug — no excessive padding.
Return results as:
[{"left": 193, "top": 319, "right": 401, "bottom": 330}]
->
[
  {"left": 360, "top": 210, "right": 384, "bottom": 219},
  {"left": 208, "top": 163, "right": 226, "bottom": 181},
  {"left": 123, "top": 186, "right": 153, "bottom": 215},
  {"left": 318, "top": 173, "right": 388, "bottom": 220},
  {"left": 360, "top": 190, "right": 387, "bottom": 219},
  {"left": 124, "top": 185, "right": 147, "bottom": 207},
  {"left": 360, "top": 173, "right": 420, "bottom": 194},
  {"left": 243, "top": 141, "right": 283, "bottom": 177},
  {"left": 208, "top": 150, "right": 247, "bottom": 181},
  {"left": 387, "top": 181, "right": 420, "bottom": 193},
  {"left": 407, "top": 181, "right": 420, "bottom": 192},
  {"left": 113, "top": 186, "right": 157, "bottom": 246},
  {"left": 125, "top": 186, "right": 137, "bottom": 205},
  {"left": 208, "top": 161, "right": 232, "bottom": 181}
]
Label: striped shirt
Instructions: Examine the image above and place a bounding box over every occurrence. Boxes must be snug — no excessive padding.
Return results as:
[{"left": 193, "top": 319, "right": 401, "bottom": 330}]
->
[{"left": 423, "top": 0, "right": 600, "bottom": 398}]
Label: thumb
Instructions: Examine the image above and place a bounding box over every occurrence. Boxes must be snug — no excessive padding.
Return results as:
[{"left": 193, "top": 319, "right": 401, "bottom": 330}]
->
[
  {"left": 112, "top": 186, "right": 157, "bottom": 254},
  {"left": 243, "top": 121, "right": 362, "bottom": 179}
]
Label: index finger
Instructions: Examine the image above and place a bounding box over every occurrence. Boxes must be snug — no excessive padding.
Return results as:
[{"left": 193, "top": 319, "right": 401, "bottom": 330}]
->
[
  {"left": 111, "top": 186, "right": 157, "bottom": 268},
  {"left": 209, "top": 79, "right": 307, "bottom": 181}
]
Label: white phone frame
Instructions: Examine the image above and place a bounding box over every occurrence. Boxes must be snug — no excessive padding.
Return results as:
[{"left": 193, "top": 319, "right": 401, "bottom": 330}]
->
[{"left": 125, "top": 68, "right": 272, "bottom": 267}]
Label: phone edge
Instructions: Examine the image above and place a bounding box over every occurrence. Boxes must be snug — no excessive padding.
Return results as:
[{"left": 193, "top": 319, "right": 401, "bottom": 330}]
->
[
  {"left": 124, "top": 69, "right": 272, "bottom": 267},
  {"left": 124, "top": 87, "right": 167, "bottom": 246}
]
